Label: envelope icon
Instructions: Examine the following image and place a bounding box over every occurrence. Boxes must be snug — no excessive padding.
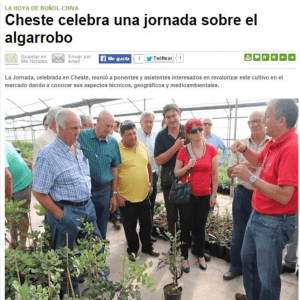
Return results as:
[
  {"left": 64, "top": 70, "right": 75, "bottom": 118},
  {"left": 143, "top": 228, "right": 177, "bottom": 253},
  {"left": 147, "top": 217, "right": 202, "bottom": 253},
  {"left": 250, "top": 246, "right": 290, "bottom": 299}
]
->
[{"left": 52, "top": 53, "right": 65, "bottom": 63}]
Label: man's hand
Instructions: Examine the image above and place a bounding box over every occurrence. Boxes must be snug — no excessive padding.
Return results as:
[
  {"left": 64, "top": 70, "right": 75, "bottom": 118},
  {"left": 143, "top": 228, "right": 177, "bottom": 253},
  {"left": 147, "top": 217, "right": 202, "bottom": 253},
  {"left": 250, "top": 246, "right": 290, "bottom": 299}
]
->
[
  {"left": 231, "top": 164, "right": 252, "bottom": 182},
  {"left": 148, "top": 186, "right": 153, "bottom": 196},
  {"left": 173, "top": 138, "right": 185, "bottom": 151},
  {"left": 56, "top": 209, "right": 64, "bottom": 221},
  {"left": 240, "top": 160, "right": 258, "bottom": 173},
  {"left": 210, "top": 196, "right": 217, "bottom": 207},
  {"left": 117, "top": 194, "right": 126, "bottom": 207},
  {"left": 110, "top": 195, "right": 117, "bottom": 213},
  {"left": 231, "top": 141, "right": 247, "bottom": 154}
]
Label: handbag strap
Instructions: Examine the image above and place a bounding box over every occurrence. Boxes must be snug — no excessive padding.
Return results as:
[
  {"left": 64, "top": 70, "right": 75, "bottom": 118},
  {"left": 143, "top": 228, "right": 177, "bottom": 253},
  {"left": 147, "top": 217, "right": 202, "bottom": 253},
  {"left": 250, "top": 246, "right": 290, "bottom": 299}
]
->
[{"left": 184, "top": 145, "right": 193, "bottom": 182}]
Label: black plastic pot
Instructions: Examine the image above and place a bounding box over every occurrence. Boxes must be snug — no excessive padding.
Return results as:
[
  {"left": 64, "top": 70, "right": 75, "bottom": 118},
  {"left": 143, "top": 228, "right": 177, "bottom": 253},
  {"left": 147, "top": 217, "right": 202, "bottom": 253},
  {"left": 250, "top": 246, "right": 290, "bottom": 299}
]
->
[
  {"left": 216, "top": 242, "right": 226, "bottom": 259},
  {"left": 225, "top": 243, "right": 231, "bottom": 262},
  {"left": 208, "top": 240, "right": 217, "bottom": 256},
  {"left": 163, "top": 284, "right": 183, "bottom": 300}
]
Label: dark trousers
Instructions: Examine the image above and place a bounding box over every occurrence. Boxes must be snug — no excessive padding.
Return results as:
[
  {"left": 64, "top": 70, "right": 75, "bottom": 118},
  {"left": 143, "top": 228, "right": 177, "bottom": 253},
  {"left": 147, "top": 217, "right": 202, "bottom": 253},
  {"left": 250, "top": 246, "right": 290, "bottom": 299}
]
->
[
  {"left": 176, "top": 202, "right": 192, "bottom": 259},
  {"left": 229, "top": 185, "right": 253, "bottom": 273},
  {"left": 119, "top": 197, "right": 153, "bottom": 255},
  {"left": 149, "top": 172, "right": 158, "bottom": 224},
  {"left": 162, "top": 184, "right": 179, "bottom": 237},
  {"left": 191, "top": 194, "right": 211, "bottom": 258}
]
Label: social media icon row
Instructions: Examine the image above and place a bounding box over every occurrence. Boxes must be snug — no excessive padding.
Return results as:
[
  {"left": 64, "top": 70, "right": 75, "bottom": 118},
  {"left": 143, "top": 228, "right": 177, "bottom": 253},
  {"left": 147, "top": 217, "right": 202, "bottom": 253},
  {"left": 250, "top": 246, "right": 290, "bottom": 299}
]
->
[{"left": 245, "top": 53, "right": 296, "bottom": 61}]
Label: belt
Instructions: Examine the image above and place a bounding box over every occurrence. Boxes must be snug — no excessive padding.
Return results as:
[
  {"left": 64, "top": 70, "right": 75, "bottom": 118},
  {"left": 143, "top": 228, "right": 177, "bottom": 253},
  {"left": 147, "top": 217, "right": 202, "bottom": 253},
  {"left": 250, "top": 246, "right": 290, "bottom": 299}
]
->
[
  {"left": 92, "top": 182, "right": 110, "bottom": 191},
  {"left": 57, "top": 199, "right": 89, "bottom": 206},
  {"left": 238, "top": 185, "right": 254, "bottom": 195},
  {"left": 255, "top": 210, "right": 296, "bottom": 218}
]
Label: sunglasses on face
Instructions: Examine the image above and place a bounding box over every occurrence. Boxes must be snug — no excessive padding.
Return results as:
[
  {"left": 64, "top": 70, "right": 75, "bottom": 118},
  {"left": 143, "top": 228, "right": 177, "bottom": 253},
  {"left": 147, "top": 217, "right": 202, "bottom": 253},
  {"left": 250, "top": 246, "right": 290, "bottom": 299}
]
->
[
  {"left": 203, "top": 123, "right": 212, "bottom": 126},
  {"left": 189, "top": 127, "right": 203, "bottom": 134}
]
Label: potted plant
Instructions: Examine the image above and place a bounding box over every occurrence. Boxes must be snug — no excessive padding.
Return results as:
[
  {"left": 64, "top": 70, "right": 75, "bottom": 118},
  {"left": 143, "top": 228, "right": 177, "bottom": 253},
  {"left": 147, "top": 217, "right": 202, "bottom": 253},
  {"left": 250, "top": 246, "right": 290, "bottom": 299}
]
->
[{"left": 157, "top": 228, "right": 184, "bottom": 300}]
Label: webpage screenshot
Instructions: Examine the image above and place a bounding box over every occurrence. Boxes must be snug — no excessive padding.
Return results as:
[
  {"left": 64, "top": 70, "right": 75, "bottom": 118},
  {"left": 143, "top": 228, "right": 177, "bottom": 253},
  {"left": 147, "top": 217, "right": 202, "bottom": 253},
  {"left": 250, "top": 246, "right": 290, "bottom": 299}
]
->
[{"left": 1, "top": 1, "right": 298, "bottom": 300}]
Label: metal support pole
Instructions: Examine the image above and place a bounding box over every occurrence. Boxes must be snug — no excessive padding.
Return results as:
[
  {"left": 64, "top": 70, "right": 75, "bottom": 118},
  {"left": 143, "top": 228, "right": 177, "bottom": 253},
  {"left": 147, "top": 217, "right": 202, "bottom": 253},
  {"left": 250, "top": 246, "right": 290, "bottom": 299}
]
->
[
  {"left": 144, "top": 99, "right": 146, "bottom": 111},
  {"left": 13, "top": 119, "right": 17, "bottom": 141},
  {"left": 30, "top": 116, "right": 34, "bottom": 143}
]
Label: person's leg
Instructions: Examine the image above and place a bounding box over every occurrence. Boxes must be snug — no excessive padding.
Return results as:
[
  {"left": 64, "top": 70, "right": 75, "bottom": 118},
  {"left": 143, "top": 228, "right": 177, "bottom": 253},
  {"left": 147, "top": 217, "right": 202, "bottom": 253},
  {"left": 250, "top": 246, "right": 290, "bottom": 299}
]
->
[
  {"left": 150, "top": 172, "right": 158, "bottom": 221},
  {"left": 91, "top": 186, "right": 111, "bottom": 239},
  {"left": 119, "top": 201, "right": 140, "bottom": 255},
  {"left": 177, "top": 202, "right": 192, "bottom": 260},
  {"left": 138, "top": 197, "right": 154, "bottom": 253},
  {"left": 229, "top": 186, "right": 253, "bottom": 274},
  {"left": 111, "top": 207, "right": 122, "bottom": 225},
  {"left": 162, "top": 184, "right": 178, "bottom": 237},
  {"left": 192, "top": 195, "right": 210, "bottom": 258},
  {"left": 284, "top": 213, "right": 298, "bottom": 269}
]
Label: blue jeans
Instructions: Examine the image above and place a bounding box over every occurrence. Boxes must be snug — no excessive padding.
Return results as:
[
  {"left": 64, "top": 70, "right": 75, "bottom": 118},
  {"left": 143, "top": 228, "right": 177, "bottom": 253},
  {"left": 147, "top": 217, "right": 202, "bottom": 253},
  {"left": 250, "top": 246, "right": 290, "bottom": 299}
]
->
[
  {"left": 284, "top": 213, "right": 298, "bottom": 268},
  {"left": 92, "top": 185, "right": 111, "bottom": 239},
  {"left": 46, "top": 199, "right": 102, "bottom": 296},
  {"left": 229, "top": 186, "right": 253, "bottom": 273},
  {"left": 111, "top": 206, "right": 121, "bottom": 223},
  {"left": 241, "top": 210, "right": 296, "bottom": 300}
]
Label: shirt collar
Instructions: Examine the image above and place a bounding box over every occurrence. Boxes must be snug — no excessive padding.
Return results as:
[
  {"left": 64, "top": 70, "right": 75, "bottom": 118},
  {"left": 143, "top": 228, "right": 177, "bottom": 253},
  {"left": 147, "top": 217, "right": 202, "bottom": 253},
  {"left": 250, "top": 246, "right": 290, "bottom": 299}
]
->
[
  {"left": 138, "top": 127, "right": 152, "bottom": 137},
  {"left": 269, "top": 127, "right": 297, "bottom": 149},
  {"left": 91, "top": 129, "right": 108, "bottom": 143},
  {"left": 55, "top": 136, "right": 73, "bottom": 153},
  {"left": 167, "top": 124, "right": 185, "bottom": 138},
  {"left": 249, "top": 135, "right": 270, "bottom": 146}
]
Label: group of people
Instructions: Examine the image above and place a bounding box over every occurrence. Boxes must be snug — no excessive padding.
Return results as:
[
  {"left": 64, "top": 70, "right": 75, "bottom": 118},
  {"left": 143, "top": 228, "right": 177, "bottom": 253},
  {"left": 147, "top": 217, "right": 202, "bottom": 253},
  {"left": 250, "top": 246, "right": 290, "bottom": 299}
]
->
[{"left": 5, "top": 99, "right": 298, "bottom": 300}]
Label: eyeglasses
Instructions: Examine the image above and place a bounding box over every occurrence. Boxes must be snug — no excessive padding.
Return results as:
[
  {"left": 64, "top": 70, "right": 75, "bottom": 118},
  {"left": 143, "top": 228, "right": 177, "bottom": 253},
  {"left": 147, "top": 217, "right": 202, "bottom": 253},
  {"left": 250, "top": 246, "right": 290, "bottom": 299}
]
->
[
  {"left": 189, "top": 127, "right": 203, "bottom": 134},
  {"left": 203, "top": 123, "right": 212, "bottom": 126},
  {"left": 249, "top": 119, "right": 263, "bottom": 125}
]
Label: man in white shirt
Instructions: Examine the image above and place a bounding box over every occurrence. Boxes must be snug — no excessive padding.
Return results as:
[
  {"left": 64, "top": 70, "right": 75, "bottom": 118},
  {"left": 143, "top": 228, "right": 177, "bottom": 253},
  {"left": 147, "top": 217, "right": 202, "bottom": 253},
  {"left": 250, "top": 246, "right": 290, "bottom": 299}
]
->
[{"left": 137, "top": 111, "right": 158, "bottom": 243}]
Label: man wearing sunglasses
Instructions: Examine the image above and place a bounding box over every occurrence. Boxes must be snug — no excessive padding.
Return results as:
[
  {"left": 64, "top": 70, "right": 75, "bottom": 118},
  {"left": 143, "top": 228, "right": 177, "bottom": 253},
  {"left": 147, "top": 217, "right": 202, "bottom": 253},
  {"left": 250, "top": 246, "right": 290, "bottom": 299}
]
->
[
  {"left": 231, "top": 99, "right": 298, "bottom": 300},
  {"left": 223, "top": 111, "right": 269, "bottom": 282}
]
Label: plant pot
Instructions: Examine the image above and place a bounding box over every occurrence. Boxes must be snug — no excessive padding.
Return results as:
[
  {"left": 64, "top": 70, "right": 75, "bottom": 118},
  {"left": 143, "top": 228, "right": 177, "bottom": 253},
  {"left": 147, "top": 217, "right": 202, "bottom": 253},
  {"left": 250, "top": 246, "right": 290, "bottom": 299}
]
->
[
  {"left": 208, "top": 240, "right": 217, "bottom": 256},
  {"left": 163, "top": 284, "right": 183, "bottom": 300},
  {"left": 216, "top": 242, "right": 226, "bottom": 259},
  {"left": 225, "top": 243, "right": 231, "bottom": 262}
]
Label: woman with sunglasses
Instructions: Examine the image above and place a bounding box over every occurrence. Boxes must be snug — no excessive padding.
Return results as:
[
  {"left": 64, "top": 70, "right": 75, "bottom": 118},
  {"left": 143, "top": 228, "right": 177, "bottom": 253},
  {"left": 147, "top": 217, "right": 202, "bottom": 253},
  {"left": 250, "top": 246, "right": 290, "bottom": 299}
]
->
[{"left": 174, "top": 118, "right": 219, "bottom": 272}]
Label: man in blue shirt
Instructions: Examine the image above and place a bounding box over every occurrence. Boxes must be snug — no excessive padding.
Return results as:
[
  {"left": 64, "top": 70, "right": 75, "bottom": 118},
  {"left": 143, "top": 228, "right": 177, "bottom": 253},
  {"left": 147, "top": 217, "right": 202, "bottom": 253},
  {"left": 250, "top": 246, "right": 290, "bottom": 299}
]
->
[
  {"left": 202, "top": 117, "right": 229, "bottom": 166},
  {"left": 33, "top": 108, "right": 102, "bottom": 296},
  {"left": 78, "top": 110, "right": 121, "bottom": 240}
]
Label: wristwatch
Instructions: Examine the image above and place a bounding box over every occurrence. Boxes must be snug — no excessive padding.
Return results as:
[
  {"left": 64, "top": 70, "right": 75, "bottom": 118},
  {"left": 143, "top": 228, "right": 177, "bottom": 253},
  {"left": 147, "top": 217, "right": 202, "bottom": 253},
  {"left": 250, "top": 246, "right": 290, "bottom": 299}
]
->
[
  {"left": 211, "top": 194, "right": 217, "bottom": 198},
  {"left": 112, "top": 191, "right": 118, "bottom": 195},
  {"left": 249, "top": 175, "right": 257, "bottom": 185}
]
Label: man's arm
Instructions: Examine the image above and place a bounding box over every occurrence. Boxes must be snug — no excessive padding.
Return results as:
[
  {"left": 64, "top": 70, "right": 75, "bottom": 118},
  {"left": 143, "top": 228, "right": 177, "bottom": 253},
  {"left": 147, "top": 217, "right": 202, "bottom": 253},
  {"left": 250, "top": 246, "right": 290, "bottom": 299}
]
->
[
  {"left": 5, "top": 168, "right": 13, "bottom": 201},
  {"left": 231, "top": 140, "right": 261, "bottom": 167},
  {"left": 154, "top": 138, "right": 184, "bottom": 166},
  {"left": 228, "top": 161, "right": 258, "bottom": 178},
  {"left": 218, "top": 138, "right": 229, "bottom": 166},
  {"left": 231, "top": 165, "right": 295, "bottom": 204},
  {"left": 32, "top": 191, "right": 63, "bottom": 220},
  {"left": 110, "top": 167, "right": 118, "bottom": 212}
]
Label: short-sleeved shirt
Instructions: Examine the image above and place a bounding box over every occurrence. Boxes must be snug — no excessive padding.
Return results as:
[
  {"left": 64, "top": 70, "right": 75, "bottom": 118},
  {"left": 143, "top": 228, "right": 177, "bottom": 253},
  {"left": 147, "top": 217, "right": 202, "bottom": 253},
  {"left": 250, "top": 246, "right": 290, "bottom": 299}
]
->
[
  {"left": 33, "top": 128, "right": 56, "bottom": 173},
  {"left": 177, "top": 144, "right": 218, "bottom": 196},
  {"left": 154, "top": 125, "right": 188, "bottom": 170},
  {"left": 228, "top": 135, "right": 269, "bottom": 190},
  {"left": 137, "top": 127, "right": 158, "bottom": 173},
  {"left": 78, "top": 129, "right": 122, "bottom": 187},
  {"left": 252, "top": 128, "right": 298, "bottom": 215},
  {"left": 33, "top": 136, "right": 91, "bottom": 203},
  {"left": 118, "top": 141, "right": 150, "bottom": 203},
  {"left": 205, "top": 132, "right": 229, "bottom": 165},
  {"left": 5, "top": 142, "right": 32, "bottom": 193}
]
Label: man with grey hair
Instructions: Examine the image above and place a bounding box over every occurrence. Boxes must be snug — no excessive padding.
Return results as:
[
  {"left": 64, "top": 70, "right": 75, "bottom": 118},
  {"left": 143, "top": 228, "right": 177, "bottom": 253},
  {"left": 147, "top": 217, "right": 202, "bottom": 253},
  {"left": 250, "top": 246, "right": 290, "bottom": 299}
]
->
[
  {"left": 78, "top": 110, "right": 121, "bottom": 240},
  {"left": 137, "top": 111, "right": 158, "bottom": 242},
  {"left": 80, "top": 114, "right": 93, "bottom": 129},
  {"left": 33, "top": 107, "right": 62, "bottom": 172},
  {"left": 231, "top": 99, "right": 298, "bottom": 300},
  {"left": 32, "top": 108, "right": 103, "bottom": 296},
  {"left": 223, "top": 111, "right": 269, "bottom": 281}
]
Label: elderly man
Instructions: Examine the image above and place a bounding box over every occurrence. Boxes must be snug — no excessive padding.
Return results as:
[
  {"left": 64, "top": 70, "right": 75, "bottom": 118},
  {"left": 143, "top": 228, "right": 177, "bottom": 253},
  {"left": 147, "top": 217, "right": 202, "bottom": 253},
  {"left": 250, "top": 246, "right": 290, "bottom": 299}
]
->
[
  {"left": 117, "top": 120, "right": 160, "bottom": 261},
  {"left": 231, "top": 99, "right": 298, "bottom": 300},
  {"left": 5, "top": 142, "right": 33, "bottom": 248},
  {"left": 223, "top": 111, "right": 269, "bottom": 281},
  {"left": 202, "top": 117, "right": 229, "bottom": 167},
  {"left": 78, "top": 110, "right": 121, "bottom": 239},
  {"left": 33, "top": 107, "right": 62, "bottom": 172},
  {"left": 137, "top": 111, "right": 158, "bottom": 243},
  {"left": 154, "top": 104, "right": 188, "bottom": 237},
  {"left": 80, "top": 114, "right": 93, "bottom": 129},
  {"left": 32, "top": 108, "right": 102, "bottom": 295}
]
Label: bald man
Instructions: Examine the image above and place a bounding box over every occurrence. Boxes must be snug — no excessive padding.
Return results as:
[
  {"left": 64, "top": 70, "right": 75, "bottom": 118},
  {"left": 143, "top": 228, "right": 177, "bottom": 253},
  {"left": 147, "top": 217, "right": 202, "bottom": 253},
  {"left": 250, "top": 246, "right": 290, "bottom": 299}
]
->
[{"left": 77, "top": 110, "right": 121, "bottom": 240}]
